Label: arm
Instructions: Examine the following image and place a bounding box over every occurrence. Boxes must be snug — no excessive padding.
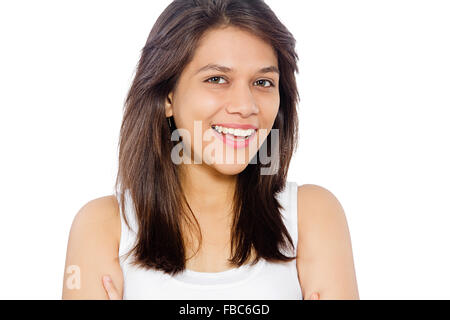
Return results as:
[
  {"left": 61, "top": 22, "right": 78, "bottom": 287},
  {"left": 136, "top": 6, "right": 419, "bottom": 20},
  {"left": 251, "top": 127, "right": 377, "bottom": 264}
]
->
[
  {"left": 62, "top": 196, "right": 124, "bottom": 299},
  {"left": 296, "top": 184, "right": 360, "bottom": 300}
]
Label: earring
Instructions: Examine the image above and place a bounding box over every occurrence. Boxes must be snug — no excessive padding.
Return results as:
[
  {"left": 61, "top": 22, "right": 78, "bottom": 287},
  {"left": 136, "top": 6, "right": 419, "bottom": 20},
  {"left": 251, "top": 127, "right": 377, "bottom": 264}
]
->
[{"left": 167, "top": 116, "right": 173, "bottom": 129}]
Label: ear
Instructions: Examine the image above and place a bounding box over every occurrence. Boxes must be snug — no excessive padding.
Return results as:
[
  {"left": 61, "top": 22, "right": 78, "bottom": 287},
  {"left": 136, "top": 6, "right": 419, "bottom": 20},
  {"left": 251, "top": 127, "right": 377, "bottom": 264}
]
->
[{"left": 165, "top": 92, "right": 174, "bottom": 118}]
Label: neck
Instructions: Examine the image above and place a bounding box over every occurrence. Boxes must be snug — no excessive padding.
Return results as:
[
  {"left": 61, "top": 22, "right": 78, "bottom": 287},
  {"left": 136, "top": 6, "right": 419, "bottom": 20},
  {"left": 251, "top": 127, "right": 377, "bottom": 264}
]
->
[{"left": 179, "top": 163, "right": 237, "bottom": 220}]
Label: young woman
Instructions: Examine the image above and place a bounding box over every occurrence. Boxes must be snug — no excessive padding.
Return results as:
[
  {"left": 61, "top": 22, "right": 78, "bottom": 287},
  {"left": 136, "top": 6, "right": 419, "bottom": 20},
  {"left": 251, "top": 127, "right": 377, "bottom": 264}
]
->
[{"left": 62, "top": 0, "right": 359, "bottom": 300}]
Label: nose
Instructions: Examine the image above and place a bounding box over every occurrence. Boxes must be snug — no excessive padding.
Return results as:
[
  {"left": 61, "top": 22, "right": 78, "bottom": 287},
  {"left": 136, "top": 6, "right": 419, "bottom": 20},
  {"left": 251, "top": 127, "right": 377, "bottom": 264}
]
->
[{"left": 225, "top": 81, "right": 259, "bottom": 117}]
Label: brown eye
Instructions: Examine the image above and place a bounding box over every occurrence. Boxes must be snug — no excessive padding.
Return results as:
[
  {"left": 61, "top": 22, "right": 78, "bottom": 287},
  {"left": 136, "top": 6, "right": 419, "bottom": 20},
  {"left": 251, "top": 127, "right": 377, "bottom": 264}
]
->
[
  {"left": 205, "top": 76, "right": 227, "bottom": 84},
  {"left": 255, "top": 79, "right": 274, "bottom": 87}
]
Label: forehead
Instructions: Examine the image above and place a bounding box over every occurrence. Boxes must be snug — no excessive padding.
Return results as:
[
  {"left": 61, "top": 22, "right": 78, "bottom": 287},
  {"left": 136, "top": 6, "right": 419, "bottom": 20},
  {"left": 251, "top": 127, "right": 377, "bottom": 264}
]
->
[{"left": 186, "top": 26, "right": 278, "bottom": 75}]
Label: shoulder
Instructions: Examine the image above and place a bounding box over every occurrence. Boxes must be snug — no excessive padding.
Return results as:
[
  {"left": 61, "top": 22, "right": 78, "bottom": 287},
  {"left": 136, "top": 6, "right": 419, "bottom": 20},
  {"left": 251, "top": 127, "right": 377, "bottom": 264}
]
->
[
  {"left": 71, "top": 195, "right": 121, "bottom": 244},
  {"left": 296, "top": 184, "right": 349, "bottom": 260},
  {"left": 62, "top": 195, "right": 123, "bottom": 299},
  {"left": 297, "top": 184, "right": 346, "bottom": 226},
  {"left": 296, "top": 184, "right": 359, "bottom": 299}
]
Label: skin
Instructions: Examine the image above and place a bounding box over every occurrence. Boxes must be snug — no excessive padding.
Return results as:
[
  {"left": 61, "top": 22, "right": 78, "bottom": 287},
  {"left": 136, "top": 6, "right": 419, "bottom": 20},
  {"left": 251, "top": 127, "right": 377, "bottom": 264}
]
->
[
  {"left": 165, "top": 25, "right": 280, "bottom": 270},
  {"left": 62, "top": 25, "right": 359, "bottom": 300}
]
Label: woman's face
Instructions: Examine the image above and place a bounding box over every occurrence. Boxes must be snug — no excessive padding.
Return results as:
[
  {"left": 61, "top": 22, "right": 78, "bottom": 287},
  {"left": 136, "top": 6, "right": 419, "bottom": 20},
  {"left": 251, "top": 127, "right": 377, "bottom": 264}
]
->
[{"left": 166, "top": 25, "right": 280, "bottom": 176}]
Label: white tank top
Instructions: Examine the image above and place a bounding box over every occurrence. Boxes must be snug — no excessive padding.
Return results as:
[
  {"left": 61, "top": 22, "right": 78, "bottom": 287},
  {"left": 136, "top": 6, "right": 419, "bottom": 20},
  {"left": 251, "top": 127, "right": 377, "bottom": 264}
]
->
[{"left": 115, "top": 181, "right": 302, "bottom": 300}]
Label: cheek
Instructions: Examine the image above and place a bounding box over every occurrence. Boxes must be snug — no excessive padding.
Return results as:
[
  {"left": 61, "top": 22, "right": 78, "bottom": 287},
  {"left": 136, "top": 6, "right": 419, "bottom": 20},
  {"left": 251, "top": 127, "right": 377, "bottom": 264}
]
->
[
  {"left": 261, "top": 100, "right": 280, "bottom": 128},
  {"left": 177, "top": 88, "right": 221, "bottom": 122},
  {"left": 270, "top": 105, "right": 280, "bottom": 121},
  {"left": 173, "top": 93, "right": 222, "bottom": 146}
]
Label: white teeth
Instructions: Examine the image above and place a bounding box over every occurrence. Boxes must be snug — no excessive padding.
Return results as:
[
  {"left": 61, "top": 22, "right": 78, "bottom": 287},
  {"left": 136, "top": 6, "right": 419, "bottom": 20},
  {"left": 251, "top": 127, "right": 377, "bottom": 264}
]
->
[{"left": 212, "top": 125, "right": 255, "bottom": 138}]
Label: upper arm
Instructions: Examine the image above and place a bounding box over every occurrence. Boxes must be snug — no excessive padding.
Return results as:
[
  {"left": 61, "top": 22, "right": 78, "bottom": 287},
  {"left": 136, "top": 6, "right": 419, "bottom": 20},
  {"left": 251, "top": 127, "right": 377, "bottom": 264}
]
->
[
  {"left": 62, "top": 195, "right": 123, "bottom": 299},
  {"left": 296, "top": 184, "right": 359, "bottom": 300}
]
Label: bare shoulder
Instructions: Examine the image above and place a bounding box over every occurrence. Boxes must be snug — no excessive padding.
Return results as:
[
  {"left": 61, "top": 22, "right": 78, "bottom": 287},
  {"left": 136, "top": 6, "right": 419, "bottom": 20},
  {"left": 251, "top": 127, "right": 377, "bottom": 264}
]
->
[
  {"left": 62, "top": 195, "right": 123, "bottom": 299},
  {"left": 296, "top": 184, "right": 359, "bottom": 299},
  {"left": 297, "top": 184, "right": 347, "bottom": 229},
  {"left": 72, "top": 195, "right": 121, "bottom": 242}
]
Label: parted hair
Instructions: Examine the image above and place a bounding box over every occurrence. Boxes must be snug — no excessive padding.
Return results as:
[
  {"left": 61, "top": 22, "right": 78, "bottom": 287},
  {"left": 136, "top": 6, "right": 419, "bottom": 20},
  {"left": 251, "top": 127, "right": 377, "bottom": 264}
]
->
[{"left": 114, "top": 0, "right": 300, "bottom": 275}]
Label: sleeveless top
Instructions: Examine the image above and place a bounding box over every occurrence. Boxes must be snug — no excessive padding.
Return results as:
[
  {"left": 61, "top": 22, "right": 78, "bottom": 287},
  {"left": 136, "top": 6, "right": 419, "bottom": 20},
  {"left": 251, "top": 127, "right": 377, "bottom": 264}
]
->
[{"left": 115, "top": 181, "right": 302, "bottom": 300}]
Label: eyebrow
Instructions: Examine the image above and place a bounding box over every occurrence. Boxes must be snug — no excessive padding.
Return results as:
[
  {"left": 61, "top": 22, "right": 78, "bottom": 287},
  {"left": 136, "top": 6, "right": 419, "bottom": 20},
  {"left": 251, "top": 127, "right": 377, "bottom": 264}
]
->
[{"left": 195, "top": 63, "right": 279, "bottom": 75}]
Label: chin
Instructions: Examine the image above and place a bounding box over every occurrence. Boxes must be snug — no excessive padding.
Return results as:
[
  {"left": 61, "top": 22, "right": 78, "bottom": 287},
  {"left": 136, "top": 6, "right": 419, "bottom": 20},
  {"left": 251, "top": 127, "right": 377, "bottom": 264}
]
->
[{"left": 210, "top": 162, "right": 249, "bottom": 176}]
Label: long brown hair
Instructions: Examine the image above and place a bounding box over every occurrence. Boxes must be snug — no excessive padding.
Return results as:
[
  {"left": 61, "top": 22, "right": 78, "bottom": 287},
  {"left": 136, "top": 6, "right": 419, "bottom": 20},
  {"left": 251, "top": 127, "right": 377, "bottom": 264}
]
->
[{"left": 114, "top": 0, "right": 300, "bottom": 275}]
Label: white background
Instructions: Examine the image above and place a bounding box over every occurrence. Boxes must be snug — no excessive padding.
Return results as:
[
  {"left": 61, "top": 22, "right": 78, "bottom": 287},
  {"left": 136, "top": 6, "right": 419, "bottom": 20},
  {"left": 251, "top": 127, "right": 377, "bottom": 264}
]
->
[{"left": 0, "top": 0, "right": 449, "bottom": 299}]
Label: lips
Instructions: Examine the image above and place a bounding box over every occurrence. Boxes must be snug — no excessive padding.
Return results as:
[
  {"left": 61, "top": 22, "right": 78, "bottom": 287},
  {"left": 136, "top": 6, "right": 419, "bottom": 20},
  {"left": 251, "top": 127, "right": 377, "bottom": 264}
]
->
[
  {"left": 211, "top": 126, "right": 256, "bottom": 148},
  {"left": 211, "top": 123, "right": 258, "bottom": 130}
]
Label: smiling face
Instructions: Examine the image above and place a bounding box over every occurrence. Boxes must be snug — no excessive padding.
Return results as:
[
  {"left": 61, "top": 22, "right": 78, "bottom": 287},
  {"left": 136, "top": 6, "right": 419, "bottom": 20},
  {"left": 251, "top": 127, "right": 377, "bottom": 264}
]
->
[{"left": 165, "top": 25, "right": 280, "bottom": 176}]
